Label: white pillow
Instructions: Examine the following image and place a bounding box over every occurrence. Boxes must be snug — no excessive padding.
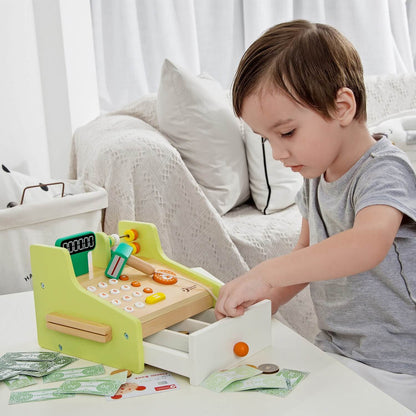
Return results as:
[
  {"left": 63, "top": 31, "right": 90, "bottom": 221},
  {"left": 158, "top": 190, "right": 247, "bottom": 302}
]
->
[
  {"left": 156, "top": 59, "right": 250, "bottom": 215},
  {"left": 243, "top": 124, "right": 303, "bottom": 214},
  {"left": 368, "top": 109, "right": 416, "bottom": 144},
  {"left": 368, "top": 110, "right": 416, "bottom": 170}
]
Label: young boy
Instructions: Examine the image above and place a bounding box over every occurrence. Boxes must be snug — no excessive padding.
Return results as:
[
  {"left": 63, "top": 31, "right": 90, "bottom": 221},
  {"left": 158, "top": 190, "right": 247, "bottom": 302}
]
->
[{"left": 214, "top": 20, "right": 416, "bottom": 411}]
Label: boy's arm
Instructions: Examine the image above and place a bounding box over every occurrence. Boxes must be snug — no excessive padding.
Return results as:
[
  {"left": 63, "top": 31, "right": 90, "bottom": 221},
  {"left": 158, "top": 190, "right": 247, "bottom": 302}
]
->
[
  {"left": 215, "top": 204, "right": 403, "bottom": 319},
  {"left": 268, "top": 217, "right": 310, "bottom": 313}
]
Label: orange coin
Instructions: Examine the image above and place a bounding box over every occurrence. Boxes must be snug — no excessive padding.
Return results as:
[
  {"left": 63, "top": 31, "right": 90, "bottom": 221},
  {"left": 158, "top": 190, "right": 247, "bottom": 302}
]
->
[
  {"left": 143, "top": 287, "right": 153, "bottom": 293},
  {"left": 157, "top": 269, "right": 176, "bottom": 276},
  {"left": 233, "top": 342, "right": 249, "bottom": 357},
  {"left": 131, "top": 280, "right": 141, "bottom": 287},
  {"left": 153, "top": 270, "right": 178, "bottom": 285},
  {"left": 119, "top": 275, "right": 129, "bottom": 281}
]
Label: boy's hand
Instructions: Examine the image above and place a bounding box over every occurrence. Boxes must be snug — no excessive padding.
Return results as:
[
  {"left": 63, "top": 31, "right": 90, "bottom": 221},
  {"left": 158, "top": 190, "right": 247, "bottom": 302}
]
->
[{"left": 214, "top": 272, "right": 273, "bottom": 320}]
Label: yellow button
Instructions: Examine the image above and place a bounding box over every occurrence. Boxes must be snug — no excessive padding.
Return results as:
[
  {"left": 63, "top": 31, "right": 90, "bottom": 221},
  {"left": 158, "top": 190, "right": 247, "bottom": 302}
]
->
[{"left": 145, "top": 292, "right": 166, "bottom": 304}]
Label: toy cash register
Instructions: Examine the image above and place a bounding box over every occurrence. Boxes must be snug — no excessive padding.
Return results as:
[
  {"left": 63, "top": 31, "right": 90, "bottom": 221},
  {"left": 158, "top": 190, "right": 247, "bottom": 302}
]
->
[{"left": 30, "top": 220, "right": 272, "bottom": 385}]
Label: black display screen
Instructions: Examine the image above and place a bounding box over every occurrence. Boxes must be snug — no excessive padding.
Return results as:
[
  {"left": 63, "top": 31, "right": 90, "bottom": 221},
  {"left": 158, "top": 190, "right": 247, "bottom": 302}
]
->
[{"left": 57, "top": 232, "right": 96, "bottom": 255}]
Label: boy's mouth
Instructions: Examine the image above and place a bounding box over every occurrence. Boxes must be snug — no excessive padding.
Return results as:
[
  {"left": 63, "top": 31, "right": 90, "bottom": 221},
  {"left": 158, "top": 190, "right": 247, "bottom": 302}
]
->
[{"left": 289, "top": 165, "right": 303, "bottom": 172}]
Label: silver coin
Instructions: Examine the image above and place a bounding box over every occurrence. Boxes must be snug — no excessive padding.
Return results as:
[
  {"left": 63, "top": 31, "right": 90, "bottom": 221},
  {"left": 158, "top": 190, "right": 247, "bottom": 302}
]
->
[{"left": 257, "top": 363, "right": 280, "bottom": 374}]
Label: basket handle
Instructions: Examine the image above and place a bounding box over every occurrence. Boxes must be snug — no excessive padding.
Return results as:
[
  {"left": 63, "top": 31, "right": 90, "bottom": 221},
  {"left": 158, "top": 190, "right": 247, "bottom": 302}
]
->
[{"left": 20, "top": 182, "right": 65, "bottom": 205}]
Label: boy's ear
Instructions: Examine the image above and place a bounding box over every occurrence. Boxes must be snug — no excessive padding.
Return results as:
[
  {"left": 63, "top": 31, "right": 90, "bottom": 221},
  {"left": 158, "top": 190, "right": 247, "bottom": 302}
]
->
[{"left": 334, "top": 87, "right": 356, "bottom": 126}]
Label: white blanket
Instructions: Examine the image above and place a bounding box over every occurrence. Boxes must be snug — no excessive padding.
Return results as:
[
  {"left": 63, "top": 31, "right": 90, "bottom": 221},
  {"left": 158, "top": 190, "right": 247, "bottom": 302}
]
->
[{"left": 71, "top": 73, "right": 416, "bottom": 342}]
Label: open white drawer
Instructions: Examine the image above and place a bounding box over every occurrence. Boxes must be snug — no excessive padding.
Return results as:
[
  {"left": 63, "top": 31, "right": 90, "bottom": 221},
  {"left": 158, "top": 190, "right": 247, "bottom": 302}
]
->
[{"left": 143, "top": 299, "right": 272, "bottom": 385}]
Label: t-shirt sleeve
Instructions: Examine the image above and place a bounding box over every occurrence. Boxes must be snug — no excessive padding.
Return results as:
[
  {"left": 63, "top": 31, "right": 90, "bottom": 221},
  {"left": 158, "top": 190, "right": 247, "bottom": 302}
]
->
[{"left": 353, "top": 153, "right": 416, "bottom": 222}]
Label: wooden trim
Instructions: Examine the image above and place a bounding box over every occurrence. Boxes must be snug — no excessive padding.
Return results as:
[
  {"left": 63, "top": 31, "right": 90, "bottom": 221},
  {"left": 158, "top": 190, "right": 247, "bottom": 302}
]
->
[{"left": 46, "top": 313, "right": 112, "bottom": 343}]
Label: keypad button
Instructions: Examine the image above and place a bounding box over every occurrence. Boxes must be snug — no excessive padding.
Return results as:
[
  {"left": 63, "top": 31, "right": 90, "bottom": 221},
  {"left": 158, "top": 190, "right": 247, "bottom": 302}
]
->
[{"left": 145, "top": 292, "right": 166, "bottom": 304}]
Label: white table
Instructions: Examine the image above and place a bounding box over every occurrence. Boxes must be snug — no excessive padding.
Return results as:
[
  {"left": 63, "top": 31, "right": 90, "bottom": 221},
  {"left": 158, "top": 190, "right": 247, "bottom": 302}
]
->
[{"left": 0, "top": 291, "right": 413, "bottom": 416}]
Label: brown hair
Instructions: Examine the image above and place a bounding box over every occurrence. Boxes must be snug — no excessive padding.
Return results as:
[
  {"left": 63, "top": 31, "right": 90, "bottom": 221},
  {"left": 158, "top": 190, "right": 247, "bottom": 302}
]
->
[{"left": 232, "top": 20, "right": 366, "bottom": 121}]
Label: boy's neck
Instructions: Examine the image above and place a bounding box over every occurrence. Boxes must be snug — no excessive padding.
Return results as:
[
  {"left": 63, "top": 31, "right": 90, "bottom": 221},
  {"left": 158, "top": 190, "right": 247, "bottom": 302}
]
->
[{"left": 324, "top": 121, "right": 376, "bottom": 182}]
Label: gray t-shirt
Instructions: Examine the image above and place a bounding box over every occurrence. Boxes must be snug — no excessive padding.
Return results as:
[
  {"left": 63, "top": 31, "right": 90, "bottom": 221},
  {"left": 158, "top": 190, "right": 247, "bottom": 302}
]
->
[{"left": 296, "top": 137, "right": 416, "bottom": 375}]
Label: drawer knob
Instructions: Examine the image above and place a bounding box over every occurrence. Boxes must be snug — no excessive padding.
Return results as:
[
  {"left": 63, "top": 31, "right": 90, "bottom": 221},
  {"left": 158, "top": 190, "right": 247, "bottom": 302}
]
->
[{"left": 233, "top": 342, "right": 249, "bottom": 357}]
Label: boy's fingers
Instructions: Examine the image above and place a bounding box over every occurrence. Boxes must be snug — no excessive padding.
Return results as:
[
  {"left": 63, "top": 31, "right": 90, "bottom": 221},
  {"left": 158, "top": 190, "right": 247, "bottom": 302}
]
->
[{"left": 214, "top": 310, "right": 226, "bottom": 320}]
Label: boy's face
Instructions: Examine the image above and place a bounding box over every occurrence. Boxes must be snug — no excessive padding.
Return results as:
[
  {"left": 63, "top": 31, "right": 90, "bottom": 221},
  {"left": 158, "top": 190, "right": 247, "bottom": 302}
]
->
[{"left": 241, "top": 87, "right": 347, "bottom": 180}]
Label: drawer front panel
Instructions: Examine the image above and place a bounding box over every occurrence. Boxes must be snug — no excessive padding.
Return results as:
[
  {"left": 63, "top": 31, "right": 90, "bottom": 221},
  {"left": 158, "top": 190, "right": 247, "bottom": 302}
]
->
[{"left": 189, "top": 300, "right": 272, "bottom": 385}]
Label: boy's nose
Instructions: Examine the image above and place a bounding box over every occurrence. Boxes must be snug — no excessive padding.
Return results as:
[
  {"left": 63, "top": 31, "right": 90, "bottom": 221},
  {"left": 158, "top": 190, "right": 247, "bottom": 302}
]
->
[{"left": 271, "top": 145, "right": 290, "bottom": 162}]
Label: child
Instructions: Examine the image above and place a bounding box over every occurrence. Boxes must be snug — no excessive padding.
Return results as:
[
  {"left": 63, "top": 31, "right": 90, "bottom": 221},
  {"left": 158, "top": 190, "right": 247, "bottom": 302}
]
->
[{"left": 214, "top": 20, "right": 416, "bottom": 411}]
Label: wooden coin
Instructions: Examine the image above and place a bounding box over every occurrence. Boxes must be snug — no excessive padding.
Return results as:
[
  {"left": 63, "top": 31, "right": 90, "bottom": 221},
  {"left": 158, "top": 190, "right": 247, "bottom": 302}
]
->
[
  {"left": 257, "top": 363, "right": 279, "bottom": 374},
  {"left": 111, "top": 368, "right": 132, "bottom": 378}
]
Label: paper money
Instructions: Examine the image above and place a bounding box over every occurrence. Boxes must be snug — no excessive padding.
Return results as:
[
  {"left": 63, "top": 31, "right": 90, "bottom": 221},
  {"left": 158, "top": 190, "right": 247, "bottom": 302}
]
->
[
  {"left": 9, "top": 388, "right": 74, "bottom": 405},
  {"left": 201, "top": 365, "right": 262, "bottom": 392},
  {"left": 6, "top": 360, "right": 51, "bottom": 373},
  {"left": 256, "top": 368, "right": 308, "bottom": 397},
  {"left": 56, "top": 380, "right": 124, "bottom": 396},
  {"left": 0, "top": 368, "right": 20, "bottom": 381},
  {"left": 4, "top": 375, "right": 37, "bottom": 390},
  {"left": 20, "top": 355, "right": 78, "bottom": 378},
  {"left": 223, "top": 373, "right": 288, "bottom": 392},
  {"left": 0, "top": 352, "right": 59, "bottom": 363},
  {"left": 55, "top": 372, "right": 127, "bottom": 396},
  {"left": 43, "top": 364, "right": 105, "bottom": 383},
  {"left": 0, "top": 352, "right": 77, "bottom": 378}
]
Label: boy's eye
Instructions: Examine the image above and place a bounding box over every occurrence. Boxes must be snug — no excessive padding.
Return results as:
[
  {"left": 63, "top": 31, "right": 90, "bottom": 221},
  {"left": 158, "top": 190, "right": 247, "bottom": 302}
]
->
[{"left": 281, "top": 129, "right": 295, "bottom": 138}]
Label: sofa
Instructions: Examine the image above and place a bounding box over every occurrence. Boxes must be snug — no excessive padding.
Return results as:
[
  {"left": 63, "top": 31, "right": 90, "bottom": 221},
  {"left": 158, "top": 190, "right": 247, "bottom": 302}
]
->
[{"left": 71, "top": 61, "right": 416, "bottom": 343}]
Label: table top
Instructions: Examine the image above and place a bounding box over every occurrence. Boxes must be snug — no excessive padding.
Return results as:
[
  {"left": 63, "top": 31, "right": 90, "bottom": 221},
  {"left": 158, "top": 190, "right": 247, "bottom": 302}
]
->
[{"left": 0, "top": 291, "right": 413, "bottom": 416}]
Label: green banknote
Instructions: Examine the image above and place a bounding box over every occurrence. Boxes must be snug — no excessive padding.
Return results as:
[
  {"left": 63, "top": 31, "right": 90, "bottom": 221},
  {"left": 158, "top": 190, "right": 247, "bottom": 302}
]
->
[
  {"left": 223, "top": 373, "right": 288, "bottom": 392},
  {"left": 55, "top": 371, "right": 128, "bottom": 396},
  {"left": 4, "top": 375, "right": 36, "bottom": 390},
  {"left": 9, "top": 388, "right": 74, "bottom": 405},
  {"left": 255, "top": 368, "right": 308, "bottom": 397},
  {"left": 43, "top": 364, "right": 105, "bottom": 383},
  {"left": 201, "top": 365, "right": 262, "bottom": 392}
]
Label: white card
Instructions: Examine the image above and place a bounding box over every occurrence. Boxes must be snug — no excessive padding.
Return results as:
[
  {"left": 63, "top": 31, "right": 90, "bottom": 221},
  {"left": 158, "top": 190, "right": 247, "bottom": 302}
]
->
[{"left": 106, "top": 372, "right": 179, "bottom": 401}]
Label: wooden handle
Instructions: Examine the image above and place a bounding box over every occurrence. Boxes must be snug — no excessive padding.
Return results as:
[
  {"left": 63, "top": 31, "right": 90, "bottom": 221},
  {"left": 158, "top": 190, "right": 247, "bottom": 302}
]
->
[
  {"left": 126, "top": 255, "right": 155, "bottom": 275},
  {"left": 46, "top": 313, "right": 112, "bottom": 343}
]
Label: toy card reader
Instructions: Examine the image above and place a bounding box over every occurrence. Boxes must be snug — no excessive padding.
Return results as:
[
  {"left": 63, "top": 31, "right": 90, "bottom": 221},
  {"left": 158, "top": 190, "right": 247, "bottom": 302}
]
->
[
  {"left": 105, "top": 242, "right": 133, "bottom": 279},
  {"left": 55, "top": 231, "right": 96, "bottom": 277}
]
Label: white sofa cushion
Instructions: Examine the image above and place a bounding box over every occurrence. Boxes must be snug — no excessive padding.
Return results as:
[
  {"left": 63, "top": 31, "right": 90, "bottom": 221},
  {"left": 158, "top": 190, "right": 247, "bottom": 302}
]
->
[
  {"left": 156, "top": 59, "right": 250, "bottom": 215},
  {"left": 243, "top": 124, "right": 303, "bottom": 214}
]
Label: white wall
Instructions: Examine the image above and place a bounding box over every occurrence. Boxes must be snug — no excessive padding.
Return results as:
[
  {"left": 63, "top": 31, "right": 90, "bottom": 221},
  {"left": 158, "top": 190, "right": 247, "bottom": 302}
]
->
[{"left": 0, "top": 0, "right": 99, "bottom": 179}]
